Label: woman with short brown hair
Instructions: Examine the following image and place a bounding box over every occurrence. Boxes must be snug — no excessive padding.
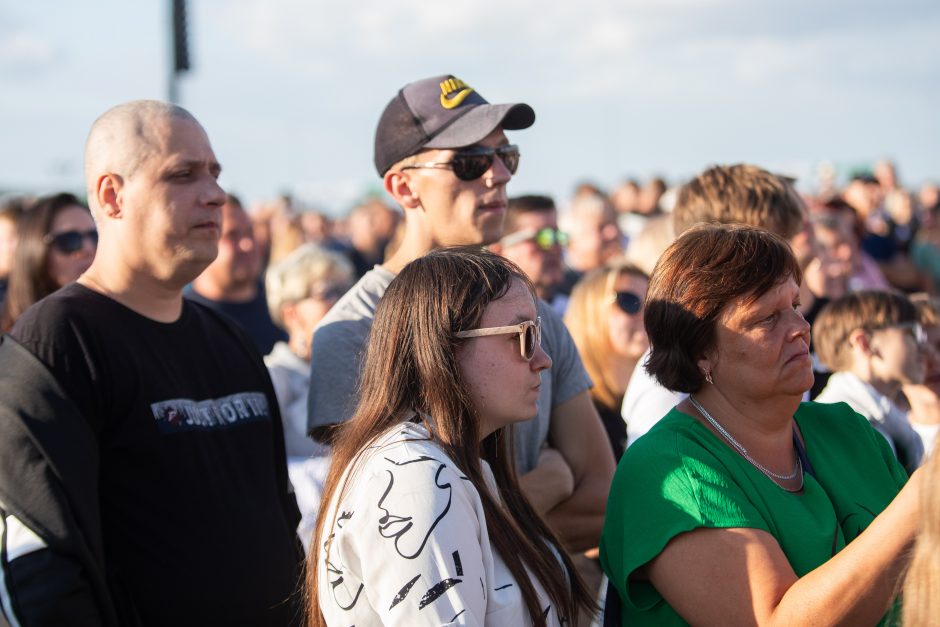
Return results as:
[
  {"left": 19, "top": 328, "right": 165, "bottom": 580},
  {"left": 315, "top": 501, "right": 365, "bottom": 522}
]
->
[{"left": 601, "top": 223, "right": 923, "bottom": 626}]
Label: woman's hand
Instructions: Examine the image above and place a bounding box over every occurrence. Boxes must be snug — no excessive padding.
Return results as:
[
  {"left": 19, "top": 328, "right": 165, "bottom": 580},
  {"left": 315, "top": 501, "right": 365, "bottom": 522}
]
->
[{"left": 645, "top": 469, "right": 922, "bottom": 627}]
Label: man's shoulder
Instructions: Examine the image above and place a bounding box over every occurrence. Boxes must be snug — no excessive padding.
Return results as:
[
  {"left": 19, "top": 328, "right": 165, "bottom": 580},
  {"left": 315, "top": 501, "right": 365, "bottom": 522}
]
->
[
  {"left": 322, "top": 266, "right": 394, "bottom": 324},
  {"left": 312, "top": 267, "right": 394, "bottom": 344},
  {"left": 536, "top": 298, "right": 572, "bottom": 348},
  {"left": 11, "top": 283, "right": 108, "bottom": 344}
]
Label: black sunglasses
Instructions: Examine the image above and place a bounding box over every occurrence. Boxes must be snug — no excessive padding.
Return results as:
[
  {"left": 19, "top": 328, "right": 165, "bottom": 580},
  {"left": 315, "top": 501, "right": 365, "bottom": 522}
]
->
[
  {"left": 44, "top": 229, "right": 98, "bottom": 255},
  {"left": 401, "top": 144, "right": 520, "bottom": 181},
  {"left": 615, "top": 291, "right": 642, "bottom": 315}
]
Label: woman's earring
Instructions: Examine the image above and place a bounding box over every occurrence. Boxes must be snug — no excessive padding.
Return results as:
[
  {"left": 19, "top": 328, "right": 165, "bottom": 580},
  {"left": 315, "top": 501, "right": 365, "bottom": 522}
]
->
[{"left": 703, "top": 369, "right": 714, "bottom": 385}]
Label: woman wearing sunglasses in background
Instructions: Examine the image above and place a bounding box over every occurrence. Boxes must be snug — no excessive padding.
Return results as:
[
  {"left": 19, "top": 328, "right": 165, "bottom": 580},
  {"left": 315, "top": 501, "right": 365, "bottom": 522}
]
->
[
  {"left": 309, "top": 246, "right": 595, "bottom": 626},
  {"left": 1, "top": 192, "right": 97, "bottom": 332},
  {"left": 565, "top": 262, "right": 649, "bottom": 461}
]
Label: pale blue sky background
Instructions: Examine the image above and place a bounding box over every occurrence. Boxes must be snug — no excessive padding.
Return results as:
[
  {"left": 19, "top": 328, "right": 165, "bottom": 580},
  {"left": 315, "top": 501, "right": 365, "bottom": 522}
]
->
[{"left": 2, "top": 0, "right": 938, "bottom": 215}]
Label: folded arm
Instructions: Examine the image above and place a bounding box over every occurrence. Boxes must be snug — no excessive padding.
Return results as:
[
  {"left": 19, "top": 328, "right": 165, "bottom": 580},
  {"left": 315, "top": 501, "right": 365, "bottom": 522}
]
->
[
  {"left": 540, "top": 391, "right": 615, "bottom": 552},
  {"left": 646, "top": 467, "right": 922, "bottom": 626}
]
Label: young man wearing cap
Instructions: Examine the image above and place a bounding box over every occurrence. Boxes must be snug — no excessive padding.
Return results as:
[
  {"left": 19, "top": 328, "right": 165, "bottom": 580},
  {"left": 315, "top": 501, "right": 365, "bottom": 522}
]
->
[{"left": 307, "top": 75, "right": 613, "bottom": 551}]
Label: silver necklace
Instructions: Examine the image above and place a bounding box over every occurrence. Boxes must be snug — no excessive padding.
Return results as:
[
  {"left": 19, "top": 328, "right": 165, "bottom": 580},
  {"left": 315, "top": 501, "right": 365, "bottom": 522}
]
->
[{"left": 689, "top": 395, "right": 803, "bottom": 490}]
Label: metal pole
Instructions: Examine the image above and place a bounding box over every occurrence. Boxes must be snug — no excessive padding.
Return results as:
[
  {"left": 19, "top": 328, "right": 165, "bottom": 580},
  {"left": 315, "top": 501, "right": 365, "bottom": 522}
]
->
[{"left": 169, "top": 0, "right": 190, "bottom": 104}]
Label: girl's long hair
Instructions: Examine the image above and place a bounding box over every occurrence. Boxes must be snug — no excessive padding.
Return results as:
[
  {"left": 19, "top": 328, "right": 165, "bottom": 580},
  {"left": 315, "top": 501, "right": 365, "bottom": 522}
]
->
[
  {"left": 307, "top": 246, "right": 595, "bottom": 626},
  {"left": 902, "top": 440, "right": 940, "bottom": 626},
  {"left": 1, "top": 193, "right": 88, "bottom": 331}
]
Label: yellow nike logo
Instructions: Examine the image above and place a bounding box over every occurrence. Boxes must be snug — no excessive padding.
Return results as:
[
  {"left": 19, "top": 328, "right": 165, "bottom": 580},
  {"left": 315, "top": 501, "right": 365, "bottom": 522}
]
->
[{"left": 439, "top": 78, "right": 474, "bottom": 110}]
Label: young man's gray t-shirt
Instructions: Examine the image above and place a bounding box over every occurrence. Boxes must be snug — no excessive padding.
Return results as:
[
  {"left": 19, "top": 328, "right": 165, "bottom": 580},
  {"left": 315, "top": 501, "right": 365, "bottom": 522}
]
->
[{"left": 307, "top": 265, "right": 591, "bottom": 474}]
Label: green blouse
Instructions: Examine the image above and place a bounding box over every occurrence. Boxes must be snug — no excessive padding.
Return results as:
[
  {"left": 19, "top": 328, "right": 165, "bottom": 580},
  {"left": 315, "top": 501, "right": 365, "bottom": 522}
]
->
[{"left": 600, "top": 401, "right": 908, "bottom": 626}]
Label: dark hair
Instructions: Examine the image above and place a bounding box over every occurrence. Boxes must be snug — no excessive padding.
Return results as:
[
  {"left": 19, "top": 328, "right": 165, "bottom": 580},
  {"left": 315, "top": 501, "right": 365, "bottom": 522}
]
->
[
  {"left": 645, "top": 224, "right": 803, "bottom": 392},
  {"left": 817, "top": 197, "right": 865, "bottom": 242},
  {"left": 225, "top": 192, "right": 243, "bottom": 211},
  {"left": 307, "top": 246, "right": 595, "bottom": 626},
  {"left": 672, "top": 164, "right": 806, "bottom": 238},
  {"left": 1, "top": 193, "right": 89, "bottom": 331},
  {"left": 813, "top": 290, "right": 917, "bottom": 372},
  {"left": 0, "top": 196, "right": 29, "bottom": 224},
  {"left": 505, "top": 194, "right": 556, "bottom": 233}
]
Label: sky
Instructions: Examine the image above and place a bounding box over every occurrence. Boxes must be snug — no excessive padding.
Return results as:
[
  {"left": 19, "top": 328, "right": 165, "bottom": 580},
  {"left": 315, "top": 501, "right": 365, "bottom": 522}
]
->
[{"left": 2, "top": 0, "right": 938, "bottom": 216}]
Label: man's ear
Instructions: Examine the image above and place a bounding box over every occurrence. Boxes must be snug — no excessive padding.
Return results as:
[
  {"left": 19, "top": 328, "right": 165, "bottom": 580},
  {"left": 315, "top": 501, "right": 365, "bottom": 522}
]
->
[
  {"left": 95, "top": 172, "right": 125, "bottom": 219},
  {"left": 384, "top": 170, "right": 421, "bottom": 210},
  {"left": 488, "top": 241, "right": 504, "bottom": 254}
]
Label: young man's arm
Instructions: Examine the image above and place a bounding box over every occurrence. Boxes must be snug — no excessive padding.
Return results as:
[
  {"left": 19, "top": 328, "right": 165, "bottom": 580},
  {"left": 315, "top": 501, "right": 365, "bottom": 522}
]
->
[
  {"left": 518, "top": 447, "right": 575, "bottom": 514},
  {"left": 541, "top": 391, "right": 615, "bottom": 552}
]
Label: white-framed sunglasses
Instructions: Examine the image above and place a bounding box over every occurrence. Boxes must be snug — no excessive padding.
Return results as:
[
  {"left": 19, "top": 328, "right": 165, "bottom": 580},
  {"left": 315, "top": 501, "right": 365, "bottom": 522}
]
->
[
  {"left": 455, "top": 317, "right": 542, "bottom": 361},
  {"left": 893, "top": 321, "right": 928, "bottom": 346}
]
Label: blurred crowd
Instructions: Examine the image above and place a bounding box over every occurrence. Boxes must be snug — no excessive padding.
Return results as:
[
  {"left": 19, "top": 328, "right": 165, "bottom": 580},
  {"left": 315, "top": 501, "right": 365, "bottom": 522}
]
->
[
  {"left": 2, "top": 84, "right": 940, "bottom": 626},
  {"left": 4, "top": 161, "right": 940, "bottom": 496}
]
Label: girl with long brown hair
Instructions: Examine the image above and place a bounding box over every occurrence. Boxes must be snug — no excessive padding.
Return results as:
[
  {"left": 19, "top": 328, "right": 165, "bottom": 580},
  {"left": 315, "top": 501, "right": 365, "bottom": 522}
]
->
[{"left": 308, "top": 246, "right": 595, "bottom": 626}]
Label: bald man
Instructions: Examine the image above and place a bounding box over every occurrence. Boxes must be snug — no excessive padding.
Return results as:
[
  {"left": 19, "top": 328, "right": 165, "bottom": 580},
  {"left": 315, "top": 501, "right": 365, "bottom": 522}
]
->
[{"left": 0, "top": 101, "right": 302, "bottom": 626}]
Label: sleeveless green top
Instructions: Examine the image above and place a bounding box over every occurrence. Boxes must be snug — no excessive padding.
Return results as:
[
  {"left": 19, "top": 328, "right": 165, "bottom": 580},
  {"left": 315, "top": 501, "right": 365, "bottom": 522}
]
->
[{"left": 600, "top": 401, "right": 907, "bottom": 626}]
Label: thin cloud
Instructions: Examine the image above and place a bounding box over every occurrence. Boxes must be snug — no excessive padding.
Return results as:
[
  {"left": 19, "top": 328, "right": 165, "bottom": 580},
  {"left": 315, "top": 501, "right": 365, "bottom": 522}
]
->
[{"left": 0, "top": 28, "right": 58, "bottom": 77}]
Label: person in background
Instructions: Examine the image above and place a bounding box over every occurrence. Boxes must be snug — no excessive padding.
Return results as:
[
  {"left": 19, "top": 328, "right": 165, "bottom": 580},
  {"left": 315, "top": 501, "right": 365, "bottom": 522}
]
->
[
  {"left": 0, "top": 196, "right": 28, "bottom": 311},
  {"left": 621, "top": 164, "right": 810, "bottom": 447},
  {"left": 565, "top": 262, "right": 648, "bottom": 461},
  {"left": 902, "top": 435, "right": 940, "bottom": 627},
  {"left": 267, "top": 212, "right": 306, "bottom": 266},
  {"left": 610, "top": 178, "right": 647, "bottom": 241},
  {"left": 844, "top": 173, "right": 926, "bottom": 292},
  {"left": 1, "top": 192, "right": 97, "bottom": 331},
  {"left": 488, "top": 194, "right": 569, "bottom": 315},
  {"left": 602, "top": 224, "right": 922, "bottom": 626},
  {"left": 188, "top": 193, "right": 287, "bottom": 354},
  {"left": 610, "top": 179, "right": 641, "bottom": 216},
  {"left": 811, "top": 198, "right": 888, "bottom": 291},
  {"left": 342, "top": 198, "right": 401, "bottom": 278},
  {"left": 263, "top": 243, "right": 353, "bottom": 550},
  {"left": 300, "top": 210, "right": 340, "bottom": 249},
  {"left": 558, "top": 191, "right": 623, "bottom": 294},
  {"left": 813, "top": 290, "right": 926, "bottom": 473},
  {"left": 918, "top": 182, "right": 940, "bottom": 215},
  {"left": 898, "top": 293, "right": 940, "bottom": 457},
  {"left": 909, "top": 198, "right": 940, "bottom": 293},
  {"left": 309, "top": 247, "right": 596, "bottom": 626},
  {"left": 637, "top": 177, "right": 667, "bottom": 216},
  {"left": 623, "top": 213, "right": 675, "bottom": 278}
]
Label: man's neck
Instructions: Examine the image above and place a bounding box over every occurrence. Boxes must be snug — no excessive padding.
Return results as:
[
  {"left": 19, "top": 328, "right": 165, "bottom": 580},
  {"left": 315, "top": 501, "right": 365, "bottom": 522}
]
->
[
  {"left": 78, "top": 263, "right": 188, "bottom": 323},
  {"left": 381, "top": 222, "right": 438, "bottom": 275}
]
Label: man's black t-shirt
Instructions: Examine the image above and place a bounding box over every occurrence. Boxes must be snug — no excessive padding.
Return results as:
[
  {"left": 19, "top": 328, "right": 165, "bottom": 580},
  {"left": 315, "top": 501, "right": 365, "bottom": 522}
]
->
[
  {"left": 185, "top": 285, "right": 287, "bottom": 356},
  {"left": 11, "top": 283, "right": 302, "bottom": 626}
]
